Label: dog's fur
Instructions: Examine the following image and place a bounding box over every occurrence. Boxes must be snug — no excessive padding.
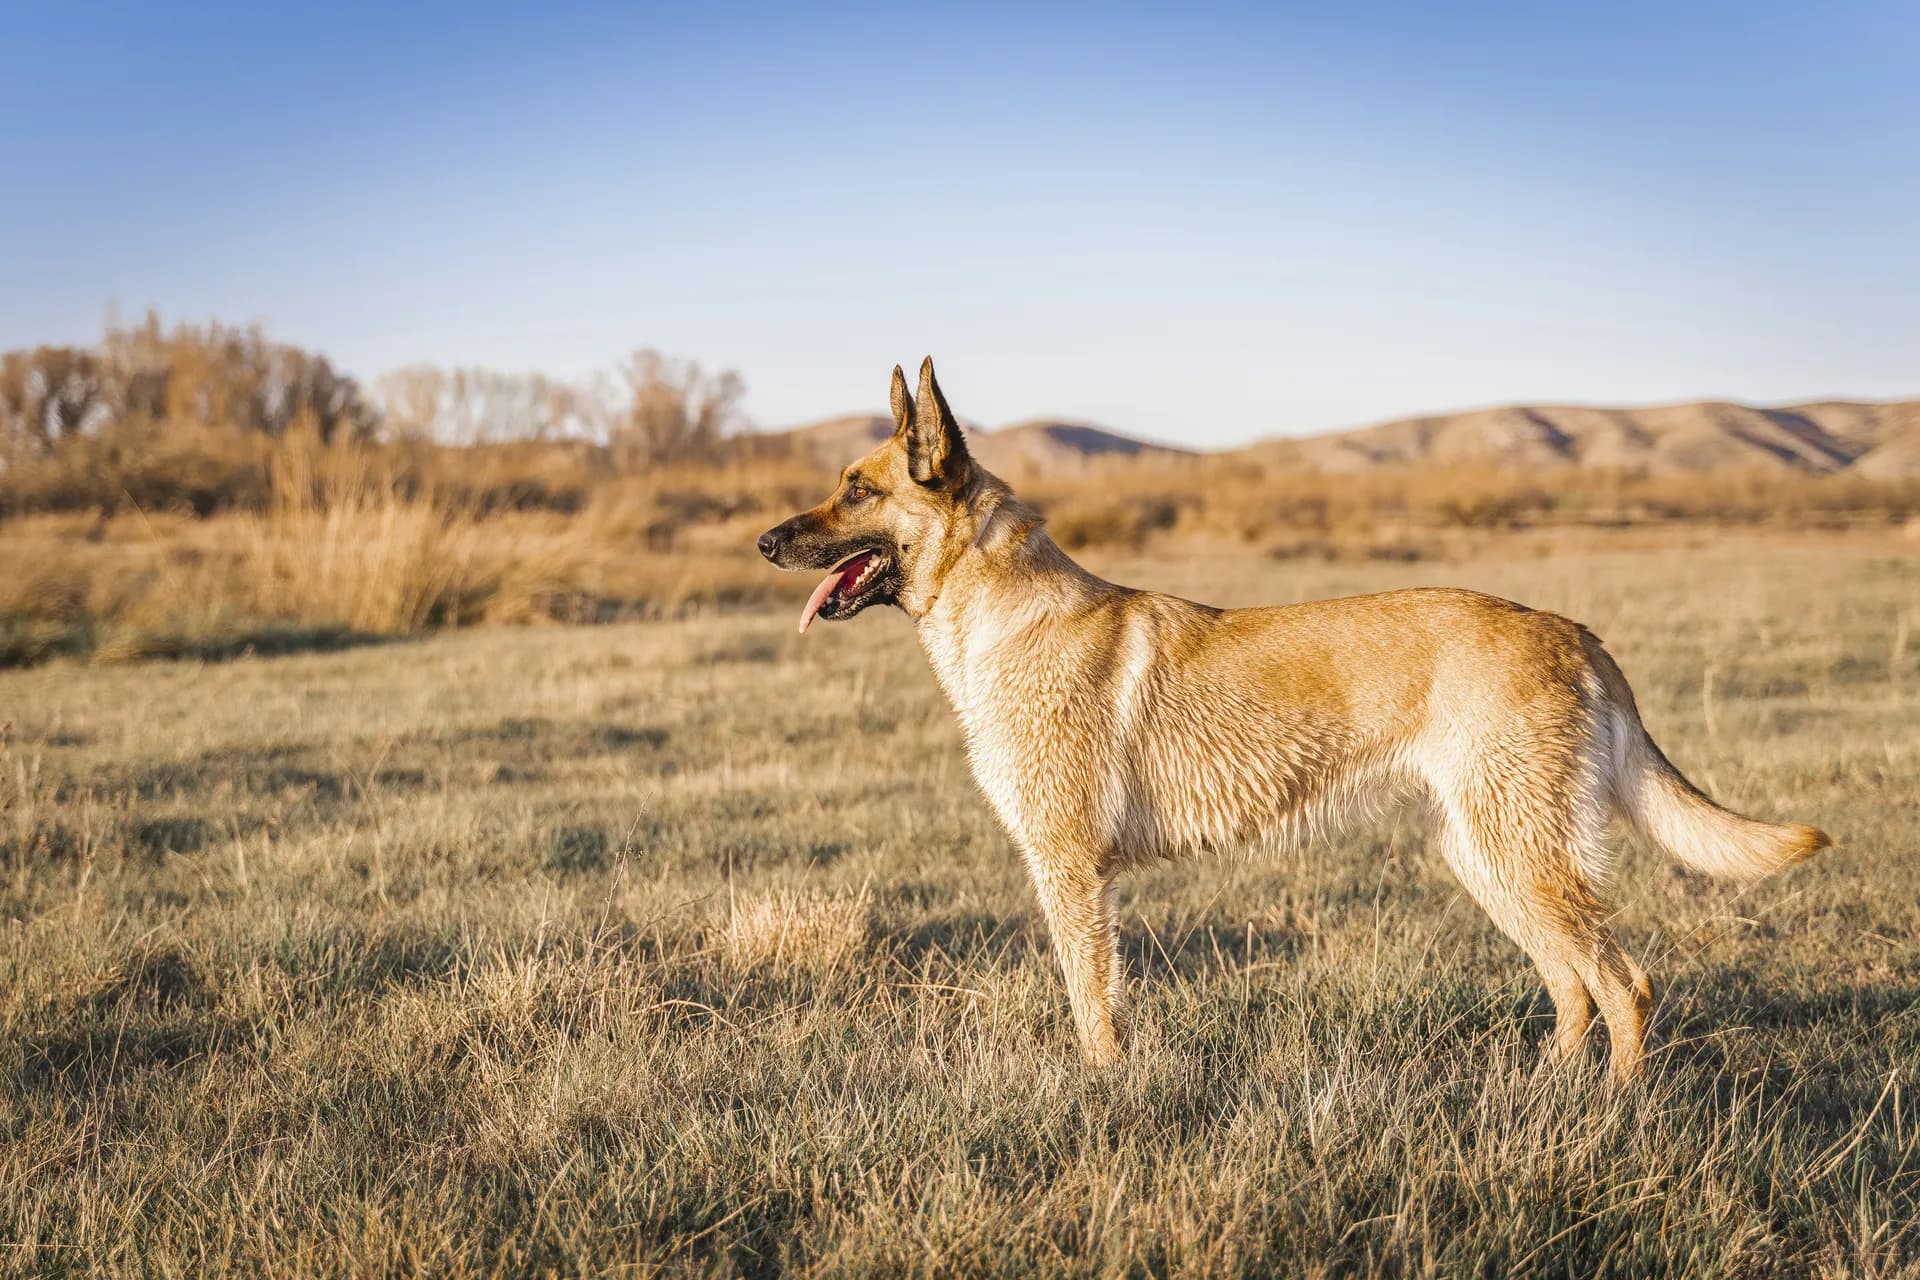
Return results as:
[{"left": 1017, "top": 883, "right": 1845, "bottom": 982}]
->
[{"left": 759, "top": 357, "right": 1830, "bottom": 1081}]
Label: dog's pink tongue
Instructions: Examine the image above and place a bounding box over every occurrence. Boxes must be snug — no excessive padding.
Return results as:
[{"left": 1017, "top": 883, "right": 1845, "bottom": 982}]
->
[
  {"left": 798, "top": 572, "right": 840, "bottom": 633},
  {"left": 798, "top": 553, "right": 873, "bottom": 633}
]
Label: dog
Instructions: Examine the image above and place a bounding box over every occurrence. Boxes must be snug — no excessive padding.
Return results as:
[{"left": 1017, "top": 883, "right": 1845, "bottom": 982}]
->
[{"left": 757, "top": 357, "right": 1829, "bottom": 1081}]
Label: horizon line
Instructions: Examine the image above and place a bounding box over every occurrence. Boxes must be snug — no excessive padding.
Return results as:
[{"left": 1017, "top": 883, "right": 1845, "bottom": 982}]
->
[{"left": 758, "top": 391, "right": 1920, "bottom": 455}]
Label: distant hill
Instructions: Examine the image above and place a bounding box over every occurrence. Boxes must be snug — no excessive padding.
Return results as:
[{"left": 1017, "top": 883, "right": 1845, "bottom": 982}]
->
[
  {"left": 775, "top": 415, "right": 897, "bottom": 469},
  {"left": 769, "top": 415, "right": 1193, "bottom": 476},
  {"left": 971, "top": 420, "right": 1194, "bottom": 476},
  {"left": 1244, "top": 399, "right": 1920, "bottom": 476},
  {"left": 768, "top": 398, "right": 1920, "bottom": 477}
]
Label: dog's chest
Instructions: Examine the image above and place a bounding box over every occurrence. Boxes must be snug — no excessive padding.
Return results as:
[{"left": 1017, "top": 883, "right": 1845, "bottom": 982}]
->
[
  {"left": 917, "top": 608, "right": 1132, "bottom": 847},
  {"left": 920, "top": 613, "right": 1053, "bottom": 760}
]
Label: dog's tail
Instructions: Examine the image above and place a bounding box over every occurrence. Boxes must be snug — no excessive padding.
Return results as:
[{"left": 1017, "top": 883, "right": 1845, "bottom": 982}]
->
[{"left": 1591, "top": 643, "right": 1830, "bottom": 881}]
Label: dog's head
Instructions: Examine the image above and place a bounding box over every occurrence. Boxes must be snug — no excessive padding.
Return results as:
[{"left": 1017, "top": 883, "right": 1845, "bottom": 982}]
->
[{"left": 758, "top": 357, "right": 980, "bottom": 631}]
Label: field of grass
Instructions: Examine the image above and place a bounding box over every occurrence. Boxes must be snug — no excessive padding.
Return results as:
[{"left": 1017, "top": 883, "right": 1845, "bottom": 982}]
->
[{"left": 2, "top": 533, "right": 1916, "bottom": 1277}]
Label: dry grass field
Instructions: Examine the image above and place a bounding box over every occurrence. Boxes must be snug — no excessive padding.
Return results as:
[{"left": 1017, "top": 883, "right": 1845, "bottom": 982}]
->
[{"left": 2, "top": 532, "right": 1916, "bottom": 1277}]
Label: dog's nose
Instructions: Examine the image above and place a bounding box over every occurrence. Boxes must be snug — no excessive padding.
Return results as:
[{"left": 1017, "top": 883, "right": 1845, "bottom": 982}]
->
[{"left": 756, "top": 529, "right": 783, "bottom": 561}]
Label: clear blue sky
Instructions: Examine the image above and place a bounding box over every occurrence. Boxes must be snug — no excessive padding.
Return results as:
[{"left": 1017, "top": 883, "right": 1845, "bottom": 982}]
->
[{"left": 4, "top": 1, "right": 1916, "bottom": 446}]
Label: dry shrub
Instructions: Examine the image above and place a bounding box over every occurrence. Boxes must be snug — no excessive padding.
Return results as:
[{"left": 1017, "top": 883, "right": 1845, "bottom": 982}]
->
[
  {"left": 1045, "top": 493, "right": 1191, "bottom": 550},
  {"left": 0, "top": 437, "right": 623, "bottom": 666},
  {"left": 1023, "top": 457, "right": 1920, "bottom": 554},
  {"left": 229, "top": 434, "right": 601, "bottom": 634},
  {"left": 723, "top": 884, "right": 873, "bottom": 975},
  {"left": 579, "top": 454, "right": 828, "bottom": 548}
]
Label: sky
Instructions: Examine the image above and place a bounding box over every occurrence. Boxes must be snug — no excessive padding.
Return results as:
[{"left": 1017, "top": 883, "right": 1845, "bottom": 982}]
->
[{"left": 4, "top": 1, "right": 1916, "bottom": 448}]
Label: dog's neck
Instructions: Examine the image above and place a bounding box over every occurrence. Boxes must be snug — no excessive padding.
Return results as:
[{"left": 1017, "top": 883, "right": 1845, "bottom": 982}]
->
[
  {"left": 911, "top": 476, "right": 1117, "bottom": 644},
  {"left": 908, "top": 482, "right": 1120, "bottom": 750}
]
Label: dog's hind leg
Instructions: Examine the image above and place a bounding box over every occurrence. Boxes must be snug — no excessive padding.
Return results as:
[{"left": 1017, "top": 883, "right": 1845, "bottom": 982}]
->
[
  {"left": 1026, "top": 855, "right": 1126, "bottom": 1067},
  {"left": 1432, "top": 756, "right": 1651, "bottom": 1082}
]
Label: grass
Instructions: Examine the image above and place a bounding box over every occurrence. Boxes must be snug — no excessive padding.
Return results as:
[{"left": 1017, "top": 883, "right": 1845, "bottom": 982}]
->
[{"left": 1, "top": 534, "right": 1916, "bottom": 1276}]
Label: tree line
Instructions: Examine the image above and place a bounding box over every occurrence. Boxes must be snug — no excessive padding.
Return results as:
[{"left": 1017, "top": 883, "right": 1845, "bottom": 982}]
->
[{"left": 0, "top": 315, "right": 752, "bottom": 505}]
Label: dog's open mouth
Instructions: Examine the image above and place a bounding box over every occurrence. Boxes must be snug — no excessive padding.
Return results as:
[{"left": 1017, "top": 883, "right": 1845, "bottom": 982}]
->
[{"left": 798, "top": 549, "right": 899, "bottom": 632}]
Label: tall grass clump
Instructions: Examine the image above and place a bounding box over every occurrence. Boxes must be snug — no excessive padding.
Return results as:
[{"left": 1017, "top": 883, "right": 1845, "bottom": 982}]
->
[
  {"left": 234, "top": 431, "right": 600, "bottom": 635},
  {"left": 0, "top": 432, "right": 621, "bottom": 666}
]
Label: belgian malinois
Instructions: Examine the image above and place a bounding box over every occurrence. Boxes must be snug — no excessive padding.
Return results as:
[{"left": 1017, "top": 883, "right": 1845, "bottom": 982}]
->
[{"left": 757, "top": 358, "right": 1829, "bottom": 1081}]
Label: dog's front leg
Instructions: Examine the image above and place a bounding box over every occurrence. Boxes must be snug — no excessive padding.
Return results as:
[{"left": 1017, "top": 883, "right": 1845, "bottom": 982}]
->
[{"left": 1026, "top": 855, "right": 1125, "bottom": 1067}]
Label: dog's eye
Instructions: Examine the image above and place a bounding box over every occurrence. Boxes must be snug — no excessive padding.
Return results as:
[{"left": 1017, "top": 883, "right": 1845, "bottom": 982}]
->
[{"left": 849, "top": 485, "right": 873, "bottom": 501}]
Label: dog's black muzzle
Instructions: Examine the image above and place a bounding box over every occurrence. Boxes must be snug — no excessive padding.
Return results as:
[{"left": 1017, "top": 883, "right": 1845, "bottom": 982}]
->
[
  {"left": 757, "top": 515, "right": 820, "bottom": 568},
  {"left": 757, "top": 513, "right": 865, "bottom": 571}
]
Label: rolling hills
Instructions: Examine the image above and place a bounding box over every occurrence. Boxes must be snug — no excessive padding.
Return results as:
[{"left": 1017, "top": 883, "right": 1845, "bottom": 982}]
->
[
  {"left": 1249, "top": 398, "right": 1920, "bottom": 476},
  {"left": 771, "top": 398, "right": 1920, "bottom": 476},
  {"left": 773, "top": 414, "right": 1195, "bottom": 476}
]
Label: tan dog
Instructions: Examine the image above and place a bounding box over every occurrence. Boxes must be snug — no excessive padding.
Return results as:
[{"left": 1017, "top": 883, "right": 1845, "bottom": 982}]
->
[{"left": 757, "top": 358, "right": 1829, "bottom": 1081}]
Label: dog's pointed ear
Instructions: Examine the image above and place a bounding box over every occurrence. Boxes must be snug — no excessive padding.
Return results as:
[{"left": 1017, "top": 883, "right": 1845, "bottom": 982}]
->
[
  {"left": 888, "top": 364, "right": 914, "bottom": 434},
  {"left": 905, "top": 356, "right": 970, "bottom": 487}
]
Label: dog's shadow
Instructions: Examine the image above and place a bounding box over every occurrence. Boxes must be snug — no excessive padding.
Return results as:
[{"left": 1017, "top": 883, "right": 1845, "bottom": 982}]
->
[{"left": 1653, "top": 964, "right": 1915, "bottom": 1071}]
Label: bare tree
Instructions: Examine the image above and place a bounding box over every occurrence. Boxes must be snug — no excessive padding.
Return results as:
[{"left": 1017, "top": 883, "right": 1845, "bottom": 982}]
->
[
  {"left": 96, "top": 313, "right": 375, "bottom": 442},
  {"left": 371, "top": 364, "right": 450, "bottom": 442},
  {"left": 0, "top": 346, "right": 113, "bottom": 464},
  {"left": 372, "top": 365, "right": 604, "bottom": 444},
  {"left": 611, "top": 349, "right": 745, "bottom": 467}
]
